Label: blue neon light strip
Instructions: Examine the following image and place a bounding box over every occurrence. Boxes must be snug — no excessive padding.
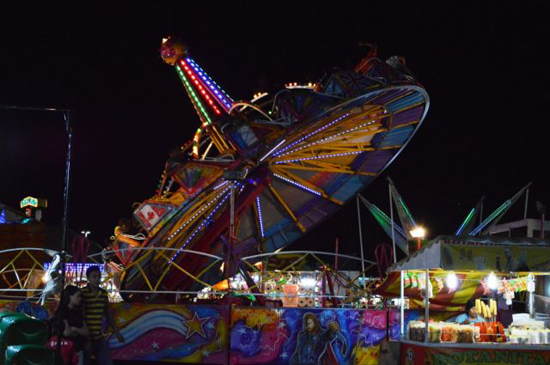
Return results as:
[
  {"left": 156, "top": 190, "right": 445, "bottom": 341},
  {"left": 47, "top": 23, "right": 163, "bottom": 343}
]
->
[
  {"left": 274, "top": 113, "right": 349, "bottom": 156},
  {"left": 274, "top": 151, "right": 363, "bottom": 164},
  {"left": 455, "top": 208, "right": 476, "bottom": 235},
  {"left": 273, "top": 173, "right": 321, "bottom": 196},
  {"left": 186, "top": 57, "right": 234, "bottom": 113},
  {"left": 44, "top": 262, "right": 104, "bottom": 272},
  {"left": 167, "top": 186, "right": 231, "bottom": 242},
  {"left": 170, "top": 189, "right": 232, "bottom": 261},
  {"left": 175, "top": 64, "right": 213, "bottom": 124},
  {"left": 469, "top": 201, "right": 511, "bottom": 236},
  {"left": 371, "top": 204, "right": 408, "bottom": 237},
  {"left": 256, "top": 197, "right": 265, "bottom": 238},
  {"left": 277, "top": 118, "right": 378, "bottom": 158},
  {"left": 180, "top": 60, "right": 222, "bottom": 115}
]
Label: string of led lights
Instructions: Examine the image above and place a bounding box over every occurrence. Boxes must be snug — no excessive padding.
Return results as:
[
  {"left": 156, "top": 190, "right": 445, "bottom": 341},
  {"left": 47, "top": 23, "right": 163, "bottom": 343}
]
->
[
  {"left": 469, "top": 200, "right": 511, "bottom": 236},
  {"left": 274, "top": 150, "right": 364, "bottom": 164},
  {"left": 180, "top": 59, "right": 221, "bottom": 115},
  {"left": 170, "top": 188, "right": 233, "bottom": 261},
  {"left": 275, "top": 118, "right": 381, "bottom": 158},
  {"left": 186, "top": 57, "right": 234, "bottom": 113},
  {"left": 273, "top": 173, "right": 321, "bottom": 196},
  {"left": 273, "top": 113, "right": 350, "bottom": 156},
  {"left": 167, "top": 185, "right": 232, "bottom": 242},
  {"left": 455, "top": 208, "right": 476, "bottom": 235},
  {"left": 212, "top": 180, "right": 230, "bottom": 190},
  {"left": 175, "top": 64, "right": 213, "bottom": 125},
  {"left": 255, "top": 197, "right": 265, "bottom": 238}
]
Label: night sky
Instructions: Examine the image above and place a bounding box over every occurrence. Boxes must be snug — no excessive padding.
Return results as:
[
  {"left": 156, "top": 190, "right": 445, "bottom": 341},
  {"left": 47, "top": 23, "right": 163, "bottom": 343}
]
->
[{"left": 1, "top": 2, "right": 549, "bottom": 260}]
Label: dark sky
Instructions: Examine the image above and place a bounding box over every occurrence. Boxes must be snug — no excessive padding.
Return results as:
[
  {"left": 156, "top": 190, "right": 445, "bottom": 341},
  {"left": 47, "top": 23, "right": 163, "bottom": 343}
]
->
[{"left": 1, "top": 2, "right": 549, "bottom": 261}]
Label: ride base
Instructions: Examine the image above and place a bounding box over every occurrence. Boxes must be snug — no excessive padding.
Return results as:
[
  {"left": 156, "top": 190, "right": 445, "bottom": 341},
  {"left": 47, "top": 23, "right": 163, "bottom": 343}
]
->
[{"left": 1, "top": 300, "right": 388, "bottom": 364}]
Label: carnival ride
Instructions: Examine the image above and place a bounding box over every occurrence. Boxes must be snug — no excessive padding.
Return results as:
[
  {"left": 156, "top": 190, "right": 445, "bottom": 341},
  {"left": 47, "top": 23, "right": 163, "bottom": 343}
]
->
[{"left": 103, "top": 37, "right": 430, "bottom": 302}]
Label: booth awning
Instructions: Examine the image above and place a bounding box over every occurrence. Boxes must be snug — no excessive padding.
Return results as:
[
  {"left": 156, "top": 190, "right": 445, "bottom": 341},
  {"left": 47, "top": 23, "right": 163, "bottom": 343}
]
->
[{"left": 388, "top": 235, "right": 550, "bottom": 273}]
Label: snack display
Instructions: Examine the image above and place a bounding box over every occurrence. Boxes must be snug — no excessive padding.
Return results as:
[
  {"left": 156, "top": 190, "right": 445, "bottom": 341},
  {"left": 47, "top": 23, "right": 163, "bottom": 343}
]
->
[
  {"left": 508, "top": 322, "right": 550, "bottom": 345},
  {"left": 408, "top": 322, "right": 475, "bottom": 343},
  {"left": 405, "top": 320, "right": 541, "bottom": 344}
]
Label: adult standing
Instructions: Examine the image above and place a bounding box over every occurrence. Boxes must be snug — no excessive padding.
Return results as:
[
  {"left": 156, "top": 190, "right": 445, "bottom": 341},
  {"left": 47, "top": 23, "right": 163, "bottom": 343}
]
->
[
  {"left": 81, "top": 266, "right": 124, "bottom": 365},
  {"left": 51, "top": 285, "right": 88, "bottom": 365}
]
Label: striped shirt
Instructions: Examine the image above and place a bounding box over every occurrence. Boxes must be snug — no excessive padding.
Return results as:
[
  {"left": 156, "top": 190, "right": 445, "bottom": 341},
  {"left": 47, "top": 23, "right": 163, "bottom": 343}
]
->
[{"left": 81, "top": 285, "right": 109, "bottom": 339}]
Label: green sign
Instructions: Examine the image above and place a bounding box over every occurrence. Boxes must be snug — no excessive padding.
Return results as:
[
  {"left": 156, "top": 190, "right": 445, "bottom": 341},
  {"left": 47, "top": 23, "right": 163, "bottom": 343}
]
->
[
  {"left": 20, "top": 197, "right": 47, "bottom": 209},
  {"left": 20, "top": 196, "right": 38, "bottom": 208}
]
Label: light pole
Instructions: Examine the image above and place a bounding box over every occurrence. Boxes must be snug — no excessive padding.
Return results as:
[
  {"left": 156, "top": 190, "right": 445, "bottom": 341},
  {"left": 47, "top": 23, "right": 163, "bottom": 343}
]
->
[
  {"left": 1, "top": 105, "right": 72, "bottom": 364},
  {"left": 221, "top": 169, "right": 248, "bottom": 290}
]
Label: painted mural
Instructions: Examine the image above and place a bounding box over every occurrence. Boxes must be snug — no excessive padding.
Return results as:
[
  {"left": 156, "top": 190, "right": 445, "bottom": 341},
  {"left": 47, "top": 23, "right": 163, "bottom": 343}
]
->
[
  {"left": 109, "top": 303, "right": 229, "bottom": 363},
  {"left": 1, "top": 300, "right": 396, "bottom": 364},
  {"left": 389, "top": 309, "right": 421, "bottom": 341},
  {"left": 230, "top": 307, "right": 386, "bottom": 365}
]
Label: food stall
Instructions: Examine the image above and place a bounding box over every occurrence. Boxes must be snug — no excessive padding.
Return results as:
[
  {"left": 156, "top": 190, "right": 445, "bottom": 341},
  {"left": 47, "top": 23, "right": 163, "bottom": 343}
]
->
[{"left": 385, "top": 235, "right": 550, "bottom": 364}]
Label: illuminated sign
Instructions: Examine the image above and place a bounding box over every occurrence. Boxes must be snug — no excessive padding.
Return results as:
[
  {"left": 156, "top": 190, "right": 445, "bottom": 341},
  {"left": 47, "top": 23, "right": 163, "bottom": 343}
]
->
[
  {"left": 20, "top": 196, "right": 47, "bottom": 209},
  {"left": 20, "top": 197, "right": 38, "bottom": 208}
]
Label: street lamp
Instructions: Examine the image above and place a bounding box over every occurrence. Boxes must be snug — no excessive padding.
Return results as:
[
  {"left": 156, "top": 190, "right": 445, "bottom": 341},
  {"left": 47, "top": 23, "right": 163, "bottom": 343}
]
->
[
  {"left": 1, "top": 105, "right": 72, "bottom": 364},
  {"left": 410, "top": 226, "right": 426, "bottom": 252}
]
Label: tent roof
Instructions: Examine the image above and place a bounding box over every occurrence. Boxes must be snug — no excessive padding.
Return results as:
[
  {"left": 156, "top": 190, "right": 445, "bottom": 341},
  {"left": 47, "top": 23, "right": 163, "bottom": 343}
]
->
[{"left": 388, "top": 235, "right": 550, "bottom": 273}]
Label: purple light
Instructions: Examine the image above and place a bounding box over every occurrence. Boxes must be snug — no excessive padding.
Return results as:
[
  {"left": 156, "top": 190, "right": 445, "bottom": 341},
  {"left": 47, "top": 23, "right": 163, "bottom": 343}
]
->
[
  {"left": 44, "top": 262, "right": 104, "bottom": 273},
  {"left": 186, "top": 57, "right": 234, "bottom": 112},
  {"left": 167, "top": 185, "right": 231, "bottom": 242},
  {"left": 277, "top": 118, "right": 378, "bottom": 158},
  {"left": 170, "top": 189, "right": 232, "bottom": 261},
  {"left": 256, "top": 197, "right": 265, "bottom": 237},
  {"left": 213, "top": 181, "right": 229, "bottom": 190},
  {"left": 273, "top": 173, "right": 321, "bottom": 196},
  {"left": 274, "top": 113, "right": 349, "bottom": 156},
  {"left": 274, "top": 151, "right": 363, "bottom": 164}
]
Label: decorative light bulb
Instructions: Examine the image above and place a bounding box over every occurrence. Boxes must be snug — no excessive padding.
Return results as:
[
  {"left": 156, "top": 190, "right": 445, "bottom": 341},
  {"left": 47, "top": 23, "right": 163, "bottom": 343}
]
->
[
  {"left": 300, "top": 277, "right": 316, "bottom": 289},
  {"left": 445, "top": 272, "right": 458, "bottom": 291},
  {"left": 486, "top": 272, "right": 498, "bottom": 290}
]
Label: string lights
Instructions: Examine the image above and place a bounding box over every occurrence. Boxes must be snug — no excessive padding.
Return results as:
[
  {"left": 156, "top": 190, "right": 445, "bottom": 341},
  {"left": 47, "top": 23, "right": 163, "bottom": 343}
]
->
[
  {"left": 455, "top": 208, "right": 476, "bottom": 236},
  {"left": 186, "top": 57, "right": 234, "bottom": 112},
  {"left": 276, "top": 117, "right": 379, "bottom": 158},
  {"left": 256, "top": 197, "right": 265, "bottom": 237},
  {"left": 175, "top": 64, "right": 212, "bottom": 124},
  {"left": 273, "top": 173, "right": 321, "bottom": 196},
  {"left": 167, "top": 185, "right": 231, "bottom": 242},
  {"left": 274, "top": 150, "right": 363, "bottom": 164},
  {"left": 469, "top": 200, "right": 511, "bottom": 236},
  {"left": 274, "top": 113, "right": 350, "bottom": 156},
  {"left": 170, "top": 189, "right": 232, "bottom": 261},
  {"left": 284, "top": 82, "right": 317, "bottom": 89}
]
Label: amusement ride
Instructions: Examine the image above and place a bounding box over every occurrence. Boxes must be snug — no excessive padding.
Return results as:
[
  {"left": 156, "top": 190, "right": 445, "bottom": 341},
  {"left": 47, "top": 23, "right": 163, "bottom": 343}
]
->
[{"left": 1, "top": 37, "right": 430, "bottom": 306}]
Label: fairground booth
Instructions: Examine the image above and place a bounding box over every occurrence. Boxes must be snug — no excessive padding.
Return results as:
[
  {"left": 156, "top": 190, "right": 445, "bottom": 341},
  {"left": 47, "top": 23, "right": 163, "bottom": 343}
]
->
[{"left": 376, "top": 235, "right": 550, "bottom": 364}]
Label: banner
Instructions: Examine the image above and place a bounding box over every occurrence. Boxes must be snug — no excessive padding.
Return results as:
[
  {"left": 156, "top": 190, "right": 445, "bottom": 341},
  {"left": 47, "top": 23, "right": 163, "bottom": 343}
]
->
[
  {"left": 402, "top": 342, "right": 550, "bottom": 365},
  {"left": 441, "top": 243, "right": 550, "bottom": 272}
]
